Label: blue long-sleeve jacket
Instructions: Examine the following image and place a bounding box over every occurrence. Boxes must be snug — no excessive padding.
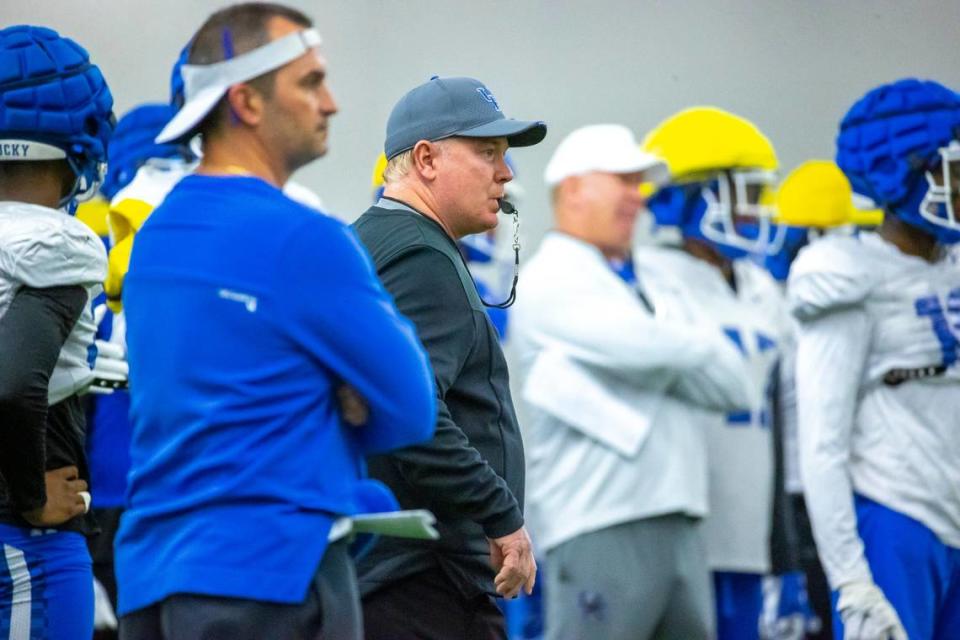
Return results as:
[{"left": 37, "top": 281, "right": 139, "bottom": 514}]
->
[{"left": 114, "top": 175, "right": 435, "bottom": 615}]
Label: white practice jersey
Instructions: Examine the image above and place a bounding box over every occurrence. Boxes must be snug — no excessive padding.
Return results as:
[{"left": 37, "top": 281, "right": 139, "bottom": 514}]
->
[
  {"left": 636, "top": 246, "right": 791, "bottom": 573},
  {"left": 0, "top": 202, "right": 107, "bottom": 404},
  {"left": 512, "top": 233, "right": 754, "bottom": 552},
  {"left": 788, "top": 232, "right": 960, "bottom": 587}
]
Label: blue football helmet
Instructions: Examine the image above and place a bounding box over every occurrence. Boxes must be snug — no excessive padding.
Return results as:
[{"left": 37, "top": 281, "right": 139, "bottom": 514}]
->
[
  {"left": 169, "top": 42, "right": 190, "bottom": 110},
  {"left": 166, "top": 42, "right": 202, "bottom": 161},
  {"left": 0, "top": 25, "right": 115, "bottom": 209},
  {"left": 648, "top": 182, "right": 784, "bottom": 261},
  {"left": 837, "top": 78, "right": 960, "bottom": 244},
  {"left": 100, "top": 103, "right": 182, "bottom": 200}
]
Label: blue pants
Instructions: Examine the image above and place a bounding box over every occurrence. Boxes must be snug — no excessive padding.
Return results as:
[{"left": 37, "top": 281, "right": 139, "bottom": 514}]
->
[
  {"left": 833, "top": 495, "right": 960, "bottom": 640},
  {"left": 714, "top": 571, "right": 763, "bottom": 640},
  {"left": 0, "top": 524, "right": 93, "bottom": 640}
]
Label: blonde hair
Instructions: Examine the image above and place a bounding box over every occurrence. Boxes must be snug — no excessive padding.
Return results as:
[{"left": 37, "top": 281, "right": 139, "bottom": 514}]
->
[
  {"left": 382, "top": 149, "right": 413, "bottom": 184},
  {"left": 383, "top": 139, "right": 451, "bottom": 184}
]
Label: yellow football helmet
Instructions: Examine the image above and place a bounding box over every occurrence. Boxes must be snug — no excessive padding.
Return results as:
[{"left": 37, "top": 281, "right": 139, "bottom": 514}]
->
[
  {"left": 642, "top": 106, "right": 781, "bottom": 255},
  {"left": 776, "top": 160, "right": 883, "bottom": 229},
  {"left": 642, "top": 107, "right": 778, "bottom": 180}
]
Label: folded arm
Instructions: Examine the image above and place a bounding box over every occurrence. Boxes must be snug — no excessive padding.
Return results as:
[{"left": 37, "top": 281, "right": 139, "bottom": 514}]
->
[
  {"left": 519, "top": 275, "right": 753, "bottom": 412},
  {"left": 278, "top": 222, "right": 437, "bottom": 454}
]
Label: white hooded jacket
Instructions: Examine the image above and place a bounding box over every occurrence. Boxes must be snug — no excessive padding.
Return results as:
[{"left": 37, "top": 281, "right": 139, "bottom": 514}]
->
[{"left": 511, "top": 232, "right": 754, "bottom": 552}]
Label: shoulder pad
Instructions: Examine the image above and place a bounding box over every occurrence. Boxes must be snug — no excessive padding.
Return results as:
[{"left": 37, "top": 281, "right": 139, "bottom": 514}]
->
[
  {"left": 283, "top": 180, "right": 326, "bottom": 213},
  {"left": 0, "top": 203, "right": 106, "bottom": 289},
  {"left": 109, "top": 163, "right": 186, "bottom": 244},
  {"left": 787, "top": 234, "right": 873, "bottom": 320},
  {"left": 110, "top": 162, "right": 189, "bottom": 211},
  {"left": 633, "top": 245, "right": 700, "bottom": 282}
]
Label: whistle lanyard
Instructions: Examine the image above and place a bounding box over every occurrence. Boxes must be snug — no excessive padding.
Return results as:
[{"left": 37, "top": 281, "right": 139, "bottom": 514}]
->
[
  {"left": 485, "top": 201, "right": 520, "bottom": 309},
  {"left": 377, "top": 196, "right": 522, "bottom": 309}
]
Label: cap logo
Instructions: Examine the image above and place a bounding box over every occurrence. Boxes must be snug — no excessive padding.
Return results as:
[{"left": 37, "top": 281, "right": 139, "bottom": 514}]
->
[{"left": 476, "top": 87, "right": 501, "bottom": 112}]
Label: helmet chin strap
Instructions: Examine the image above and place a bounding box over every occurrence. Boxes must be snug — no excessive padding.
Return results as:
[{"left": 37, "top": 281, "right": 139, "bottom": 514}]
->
[{"left": 481, "top": 198, "right": 520, "bottom": 309}]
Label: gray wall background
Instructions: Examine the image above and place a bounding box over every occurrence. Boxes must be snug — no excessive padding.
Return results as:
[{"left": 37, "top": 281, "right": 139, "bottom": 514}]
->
[{"left": 4, "top": 0, "right": 959, "bottom": 247}]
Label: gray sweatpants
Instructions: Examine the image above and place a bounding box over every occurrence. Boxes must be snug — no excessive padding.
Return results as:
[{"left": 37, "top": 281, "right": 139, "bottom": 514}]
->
[{"left": 545, "top": 514, "right": 714, "bottom": 640}]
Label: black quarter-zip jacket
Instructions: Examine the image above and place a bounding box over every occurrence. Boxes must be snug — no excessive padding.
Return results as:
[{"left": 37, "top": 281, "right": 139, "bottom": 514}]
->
[{"left": 352, "top": 198, "right": 525, "bottom": 599}]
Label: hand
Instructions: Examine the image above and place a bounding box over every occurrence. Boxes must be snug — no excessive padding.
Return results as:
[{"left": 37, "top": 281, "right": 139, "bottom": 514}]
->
[
  {"left": 21, "top": 466, "right": 88, "bottom": 526},
  {"left": 837, "top": 581, "right": 907, "bottom": 640},
  {"left": 87, "top": 339, "right": 129, "bottom": 394},
  {"left": 337, "top": 384, "right": 369, "bottom": 427},
  {"left": 488, "top": 525, "right": 537, "bottom": 599}
]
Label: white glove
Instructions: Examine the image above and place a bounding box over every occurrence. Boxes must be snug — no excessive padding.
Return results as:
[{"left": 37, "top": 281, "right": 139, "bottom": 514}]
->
[
  {"left": 87, "top": 339, "right": 129, "bottom": 393},
  {"left": 93, "top": 577, "right": 118, "bottom": 630},
  {"left": 86, "top": 304, "right": 129, "bottom": 394},
  {"left": 837, "top": 581, "right": 907, "bottom": 640}
]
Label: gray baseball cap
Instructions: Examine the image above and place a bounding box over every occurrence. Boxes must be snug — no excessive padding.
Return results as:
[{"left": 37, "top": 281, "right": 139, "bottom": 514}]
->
[{"left": 384, "top": 76, "right": 547, "bottom": 159}]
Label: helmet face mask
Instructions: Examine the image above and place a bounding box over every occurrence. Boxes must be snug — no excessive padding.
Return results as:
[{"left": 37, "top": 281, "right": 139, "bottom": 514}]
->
[
  {"left": 699, "top": 169, "right": 785, "bottom": 256},
  {"left": 642, "top": 106, "right": 781, "bottom": 258},
  {"left": 64, "top": 156, "right": 107, "bottom": 206},
  {"left": 920, "top": 139, "right": 960, "bottom": 232}
]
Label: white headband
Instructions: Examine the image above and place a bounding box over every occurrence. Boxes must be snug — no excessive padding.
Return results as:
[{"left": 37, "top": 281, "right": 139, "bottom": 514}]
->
[
  {"left": 0, "top": 139, "right": 67, "bottom": 162},
  {"left": 156, "top": 28, "right": 323, "bottom": 143}
]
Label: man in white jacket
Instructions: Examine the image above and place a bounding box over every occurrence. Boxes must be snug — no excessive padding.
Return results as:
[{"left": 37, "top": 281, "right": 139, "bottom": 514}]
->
[{"left": 511, "top": 124, "right": 755, "bottom": 640}]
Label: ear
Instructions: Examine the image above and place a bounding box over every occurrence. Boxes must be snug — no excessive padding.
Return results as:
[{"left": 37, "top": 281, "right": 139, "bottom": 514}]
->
[
  {"left": 224, "top": 83, "right": 265, "bottom": 127},
  {"left": 411, "top": 140, "right": 440, "bottom": 181},
  {"left": 563, "top": 176, "right": 584, "bottom": 202}
]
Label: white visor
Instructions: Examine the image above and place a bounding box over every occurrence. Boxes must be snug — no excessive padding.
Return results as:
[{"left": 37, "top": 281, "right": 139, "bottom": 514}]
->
[
  {"left": 0, "top": 139, "right": 66, "bottom": 161},
  {"left": 156, "top": 28, "right": 322, "bottom": 143}
]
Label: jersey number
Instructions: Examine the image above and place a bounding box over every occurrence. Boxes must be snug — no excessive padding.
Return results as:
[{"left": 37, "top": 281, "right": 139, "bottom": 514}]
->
[{"left": 914, "top": 287, "right": 960, "bottom": 367}]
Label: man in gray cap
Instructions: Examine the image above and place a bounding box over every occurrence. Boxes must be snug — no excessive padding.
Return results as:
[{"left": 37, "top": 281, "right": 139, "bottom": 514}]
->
[{"left": 352, "top": 76, "right": 546, "bottom": 640}]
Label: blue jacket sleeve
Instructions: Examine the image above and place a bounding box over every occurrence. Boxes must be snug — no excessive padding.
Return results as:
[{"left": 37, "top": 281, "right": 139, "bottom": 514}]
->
[{"left": 276, "top": 218, "right": 436, "bottom": 454}]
